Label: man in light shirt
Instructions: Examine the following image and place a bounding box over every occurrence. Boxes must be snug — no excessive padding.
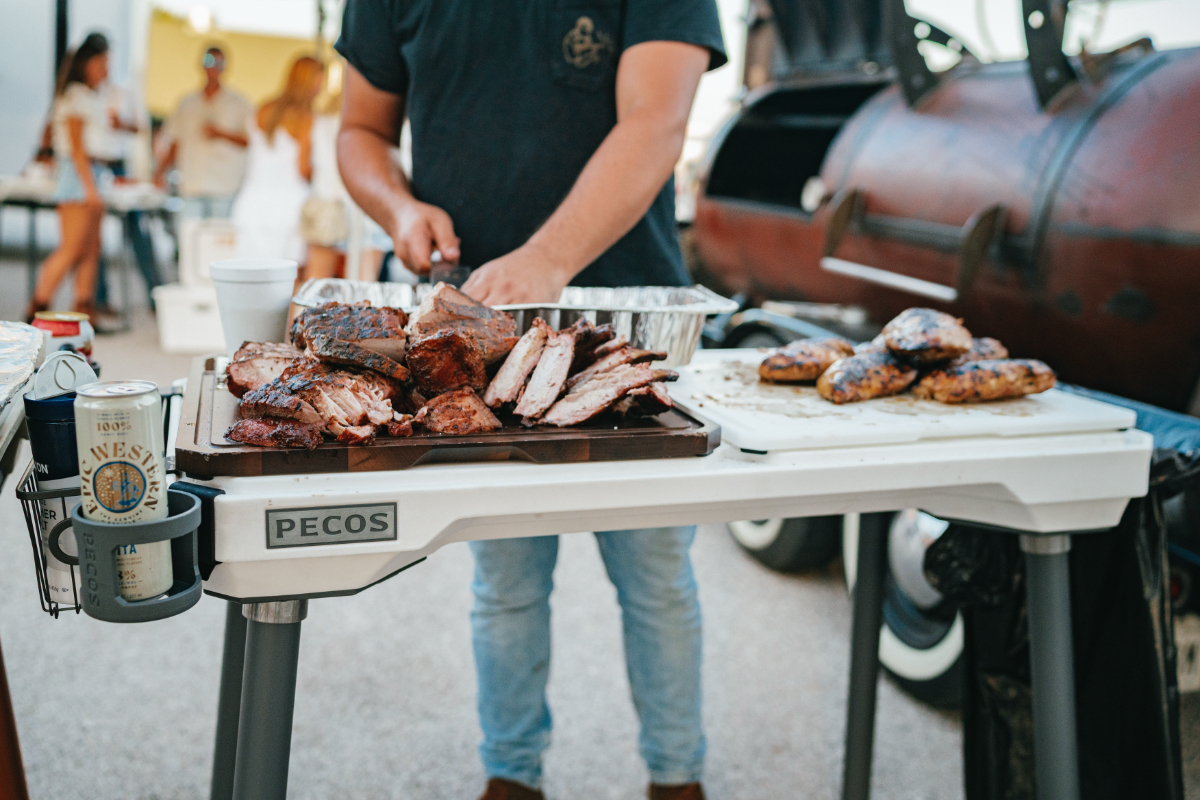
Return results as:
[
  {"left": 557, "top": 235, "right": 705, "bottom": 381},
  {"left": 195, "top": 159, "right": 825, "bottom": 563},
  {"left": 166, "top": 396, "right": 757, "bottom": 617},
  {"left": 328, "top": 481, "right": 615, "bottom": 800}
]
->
[
  {"left": 154, "top": 46, "right": 251, "bottom": 219},
  {"left": 93, "top": 79, "right": 161, "bottom": 309}
]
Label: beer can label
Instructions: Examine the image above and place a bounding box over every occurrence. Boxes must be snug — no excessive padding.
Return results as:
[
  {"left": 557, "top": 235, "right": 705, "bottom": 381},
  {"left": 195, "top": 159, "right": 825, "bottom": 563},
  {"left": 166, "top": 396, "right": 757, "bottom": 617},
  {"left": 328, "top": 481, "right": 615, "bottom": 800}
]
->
[
  {"left": 115, "top": 540, "right": 174, "bottom": 600},
  {"left": 75, "top": 382, "right": 173, "bottom": 602}
]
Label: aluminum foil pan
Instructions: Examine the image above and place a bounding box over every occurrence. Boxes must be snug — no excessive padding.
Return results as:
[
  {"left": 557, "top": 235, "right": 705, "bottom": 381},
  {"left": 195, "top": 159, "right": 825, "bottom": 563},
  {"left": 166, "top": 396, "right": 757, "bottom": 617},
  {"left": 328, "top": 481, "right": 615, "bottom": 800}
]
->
[{"left": 292, "top": 280, "right": 737, "bottom": 367}]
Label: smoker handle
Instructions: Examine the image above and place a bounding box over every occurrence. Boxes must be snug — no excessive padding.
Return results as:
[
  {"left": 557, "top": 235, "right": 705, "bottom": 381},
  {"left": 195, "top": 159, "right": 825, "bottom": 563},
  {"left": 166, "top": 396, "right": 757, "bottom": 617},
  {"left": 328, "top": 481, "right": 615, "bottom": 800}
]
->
[{"left": 820, "top": 188, "right": 1006, "bottom": 303}]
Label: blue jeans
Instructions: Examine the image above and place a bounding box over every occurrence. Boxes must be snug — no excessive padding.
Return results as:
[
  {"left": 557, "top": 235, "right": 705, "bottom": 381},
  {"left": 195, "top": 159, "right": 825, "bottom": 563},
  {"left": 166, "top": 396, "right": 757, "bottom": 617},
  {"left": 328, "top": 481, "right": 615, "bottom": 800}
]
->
[{"left": 469, "top": 527, "right": 704, "bottom": 788}]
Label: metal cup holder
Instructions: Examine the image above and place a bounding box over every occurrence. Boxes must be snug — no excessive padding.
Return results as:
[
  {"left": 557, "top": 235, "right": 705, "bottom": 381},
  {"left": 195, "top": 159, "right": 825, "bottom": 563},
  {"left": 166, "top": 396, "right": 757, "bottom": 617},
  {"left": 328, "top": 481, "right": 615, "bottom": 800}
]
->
[{"left": 62, "top": 490, "right": 203, "bottom": 623}]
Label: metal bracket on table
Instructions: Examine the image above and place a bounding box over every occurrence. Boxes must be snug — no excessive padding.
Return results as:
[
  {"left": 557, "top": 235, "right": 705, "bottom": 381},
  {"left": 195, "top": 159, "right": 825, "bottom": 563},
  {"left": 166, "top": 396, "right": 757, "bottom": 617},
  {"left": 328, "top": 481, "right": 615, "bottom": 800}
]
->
[
  {"left": 243, "top": 600, "right": 308, "bottom": 624},
  {"left": 821, "top": 187, "right": 1007, "bottom": 303}
]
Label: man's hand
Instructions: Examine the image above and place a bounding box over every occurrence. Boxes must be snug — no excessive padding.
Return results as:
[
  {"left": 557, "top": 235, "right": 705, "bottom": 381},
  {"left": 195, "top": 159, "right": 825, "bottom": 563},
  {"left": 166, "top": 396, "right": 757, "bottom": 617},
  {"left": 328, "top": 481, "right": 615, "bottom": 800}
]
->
[
  {"left": 461, "top": 243, "right": 570, "bottom": 306},
  {"left": 389, "top": 199, "right": 461, "bottom": 274}
]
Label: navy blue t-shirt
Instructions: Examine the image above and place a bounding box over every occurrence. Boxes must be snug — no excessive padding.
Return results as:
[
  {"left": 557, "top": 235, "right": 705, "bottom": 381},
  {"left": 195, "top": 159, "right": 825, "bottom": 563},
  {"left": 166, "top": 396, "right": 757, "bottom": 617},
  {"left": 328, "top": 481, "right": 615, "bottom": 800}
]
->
[{"left": 335, "top": 0, "right": 726, "bottom": 288}]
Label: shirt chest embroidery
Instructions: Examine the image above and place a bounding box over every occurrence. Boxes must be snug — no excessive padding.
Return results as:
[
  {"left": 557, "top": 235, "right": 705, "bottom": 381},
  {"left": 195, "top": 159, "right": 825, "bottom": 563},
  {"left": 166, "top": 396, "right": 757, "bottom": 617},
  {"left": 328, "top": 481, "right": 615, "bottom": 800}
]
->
[{"left": 562, "top": 16, "right": 615, "bottom": 69}]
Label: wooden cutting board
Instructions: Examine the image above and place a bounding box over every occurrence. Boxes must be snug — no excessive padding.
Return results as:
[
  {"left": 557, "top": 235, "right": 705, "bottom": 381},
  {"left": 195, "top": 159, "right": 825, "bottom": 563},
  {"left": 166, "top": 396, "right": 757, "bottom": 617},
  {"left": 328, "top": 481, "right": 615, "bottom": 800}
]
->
[{"left": 175, "top": 357, "right": 720, "bottom": 477}]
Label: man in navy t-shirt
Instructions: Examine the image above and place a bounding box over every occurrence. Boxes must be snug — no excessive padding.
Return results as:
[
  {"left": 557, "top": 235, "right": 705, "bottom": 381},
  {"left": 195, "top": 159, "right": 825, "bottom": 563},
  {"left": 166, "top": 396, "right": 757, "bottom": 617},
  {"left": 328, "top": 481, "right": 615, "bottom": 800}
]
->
[{"left": 336, "top": 3, "right": 726, "bottom": 797}]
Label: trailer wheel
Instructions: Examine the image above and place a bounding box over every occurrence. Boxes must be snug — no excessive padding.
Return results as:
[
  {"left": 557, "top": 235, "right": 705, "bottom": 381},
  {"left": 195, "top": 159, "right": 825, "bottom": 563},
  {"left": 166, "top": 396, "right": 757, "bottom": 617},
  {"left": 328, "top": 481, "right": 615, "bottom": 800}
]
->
[
  {"left": 843, "top": 511, "right": 964, "bottom": 708},
  {"left": 728, "top": 517, "right": 843, "bottom": 572}
]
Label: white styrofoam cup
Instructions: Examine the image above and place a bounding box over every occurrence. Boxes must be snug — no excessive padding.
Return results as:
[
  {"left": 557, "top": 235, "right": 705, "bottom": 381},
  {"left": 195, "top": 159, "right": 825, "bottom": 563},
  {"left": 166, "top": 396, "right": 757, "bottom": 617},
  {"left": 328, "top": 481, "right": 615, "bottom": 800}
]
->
[{"left": 209, "top": 259, "right": 299, "bottom": 357}]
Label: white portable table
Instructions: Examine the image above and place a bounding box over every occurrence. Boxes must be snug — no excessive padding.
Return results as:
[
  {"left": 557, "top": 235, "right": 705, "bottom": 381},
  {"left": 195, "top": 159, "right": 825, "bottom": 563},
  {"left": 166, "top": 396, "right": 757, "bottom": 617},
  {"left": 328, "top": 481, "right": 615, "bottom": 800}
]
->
[{"left": 180, "top": 350, "right": 1152, "bottom": 800}]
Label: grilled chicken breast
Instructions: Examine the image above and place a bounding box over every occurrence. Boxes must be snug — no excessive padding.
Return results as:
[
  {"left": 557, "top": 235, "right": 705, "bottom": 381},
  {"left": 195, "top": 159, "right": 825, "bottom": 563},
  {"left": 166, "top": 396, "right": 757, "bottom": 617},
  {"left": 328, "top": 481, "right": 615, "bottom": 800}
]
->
[
  {"left": 882, "top": 308, "right": 972, "bottom": 364},
  {"left": 945, "top": 337, "right": 1008, "bottom": 367},
  {"left": 816, "top": 352, "right": 918, "bottom": 404},
  {"left": 912, "top": 358, "right": 1055, "bottom": 403},
  {"left": 758, "top": 337, "right": 855, "bottom": 383}
]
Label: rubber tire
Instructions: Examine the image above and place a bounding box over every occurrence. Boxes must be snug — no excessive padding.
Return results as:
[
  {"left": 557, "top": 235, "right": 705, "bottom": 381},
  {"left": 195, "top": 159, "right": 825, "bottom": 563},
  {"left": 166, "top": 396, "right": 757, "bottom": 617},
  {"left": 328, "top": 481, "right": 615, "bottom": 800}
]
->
[
  {"left": 843, "top": 513, "right": 964, "bottom": 709},
  {"left": 728, "top": 516, "right": 843, "bottom": 572}
]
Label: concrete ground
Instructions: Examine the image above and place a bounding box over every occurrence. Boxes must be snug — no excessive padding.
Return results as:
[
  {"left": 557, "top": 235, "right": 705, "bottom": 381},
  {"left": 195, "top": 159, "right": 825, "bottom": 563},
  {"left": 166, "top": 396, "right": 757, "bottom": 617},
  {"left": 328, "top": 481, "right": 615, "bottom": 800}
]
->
[{"left": 0, "top": 255, "right": 1198, "bottom": 799}]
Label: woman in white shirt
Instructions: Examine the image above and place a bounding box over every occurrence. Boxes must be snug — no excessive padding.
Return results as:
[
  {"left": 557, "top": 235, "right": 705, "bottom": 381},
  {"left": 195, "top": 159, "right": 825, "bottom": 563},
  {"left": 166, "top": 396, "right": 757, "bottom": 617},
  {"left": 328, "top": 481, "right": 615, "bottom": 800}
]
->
[{"left": 28, "top": 33, "right": 111, "bottom": 320}]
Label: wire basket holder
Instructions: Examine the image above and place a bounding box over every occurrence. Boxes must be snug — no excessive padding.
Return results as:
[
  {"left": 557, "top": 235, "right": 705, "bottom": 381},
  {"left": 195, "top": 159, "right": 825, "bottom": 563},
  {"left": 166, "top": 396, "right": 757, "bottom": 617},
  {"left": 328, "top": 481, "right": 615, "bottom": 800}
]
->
[
  {"left": 13, "top": 388, "right": 183, "bottom": 619},
  {"left": 15, "top": 462, "right": 82, "bottom": 617}
]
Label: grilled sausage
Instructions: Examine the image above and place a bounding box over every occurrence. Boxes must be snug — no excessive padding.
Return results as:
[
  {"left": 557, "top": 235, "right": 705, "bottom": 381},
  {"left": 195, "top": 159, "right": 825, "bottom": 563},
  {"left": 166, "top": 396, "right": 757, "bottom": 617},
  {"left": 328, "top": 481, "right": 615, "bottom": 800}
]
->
[
  {"left": 759, "top": 337, "right": 856, "bottom": 383},
  {"left": 816, "top": 352, "right": 918, "bottom": 404},
  {"left": 912, "top": 358, "right": 1056, "bottom": 403},
  {"left": 882, "top": 308, "right": 973, "bottom": 364}
]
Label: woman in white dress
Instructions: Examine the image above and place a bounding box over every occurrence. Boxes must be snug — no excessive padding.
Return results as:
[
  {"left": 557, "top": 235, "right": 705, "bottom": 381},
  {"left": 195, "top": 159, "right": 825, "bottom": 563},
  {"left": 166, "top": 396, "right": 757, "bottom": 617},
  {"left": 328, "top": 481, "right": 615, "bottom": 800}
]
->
[{"left": 231, "top": 56, "right": 325, "bottom": 263}]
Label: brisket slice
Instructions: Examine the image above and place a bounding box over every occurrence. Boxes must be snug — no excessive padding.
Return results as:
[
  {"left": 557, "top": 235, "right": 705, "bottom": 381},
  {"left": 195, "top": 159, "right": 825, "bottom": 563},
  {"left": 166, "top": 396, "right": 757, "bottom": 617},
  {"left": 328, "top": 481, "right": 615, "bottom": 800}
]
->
[
  {"left": 484, "top": 319, "right": 550, "bottom": 408},
  {"left": 406, "top": 282, "right": 519, "bottom": 365},
  {"left": 414, "top": 388, "right": 503, "bottom": 435},
  {"left": 290, "top": 301, "right": 408, "bottom": 360},
  {"left": 513, "top": 328, "right": 576, "bottom": 420},
  {"left": 306, "top": 333, "right": 410, "bottom": 382},
  {"left": 565, "top": 345, "right": 667, "bottom": 391},
  {"left": 226, "top": 341, "right": 304, "bottom": 397},
  {"left": 241, "top": 359, "right": 399, "bottom": 439},
  {"left": 226, "top": 418, "right": 322, "bottom": 450},
  {"left": 406, "top": 329, "right": 488, "bottom": 396},
  {"left": 540, "top": 365, "right": 678, "bottom": 427},
  {"left": 569, "top": 322, "right": 618, "bottom": 373}
]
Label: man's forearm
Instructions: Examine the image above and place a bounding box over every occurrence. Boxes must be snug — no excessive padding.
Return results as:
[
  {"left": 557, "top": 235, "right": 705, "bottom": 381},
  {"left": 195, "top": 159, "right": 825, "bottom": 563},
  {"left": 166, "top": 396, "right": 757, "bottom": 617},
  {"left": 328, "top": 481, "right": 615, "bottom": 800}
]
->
[
  {"left": 337, "top": 126, "right": 413, "bottom": 238},
  {"left": 525, "top": 111, "right": 687, "bottom": 282}
]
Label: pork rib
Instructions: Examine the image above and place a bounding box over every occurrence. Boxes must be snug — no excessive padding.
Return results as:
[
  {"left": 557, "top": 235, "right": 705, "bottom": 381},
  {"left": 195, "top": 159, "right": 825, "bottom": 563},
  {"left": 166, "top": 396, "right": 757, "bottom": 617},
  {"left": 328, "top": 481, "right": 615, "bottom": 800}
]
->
[
  {"left": 226, "top": 418, "right": 322, "bottom": 450},
  {"left": 406, "top": 328, "right": 488, "bottom": 396},
  {"left": 290, "top": 301, "right": 408, "bottom": 360},
  {"left": 612, "top": 381, "right": 675, "bottom": 418},
  {"left": 415, "top": 388, "right": 503, "bottom": 435},
  {"left": 513, "top": 328, "right": 576, "bottom": 420},
  {"left": 540, "top": 365, "right": 678, "bottom": 427},
  {"left": 484, "top": 318, "right": 550, "bottom": 407},
  {"left": 240, "top": 359, "right": 399, "bottom": 437},
  {"left": 565, "top": 345, "right": 667, "bottom": 391},
  {"left": 226, "top": 341, "right": 304, "bottom": 397},
  {"left": 406, "top": 282, "right": 519, "bottom": 364}
]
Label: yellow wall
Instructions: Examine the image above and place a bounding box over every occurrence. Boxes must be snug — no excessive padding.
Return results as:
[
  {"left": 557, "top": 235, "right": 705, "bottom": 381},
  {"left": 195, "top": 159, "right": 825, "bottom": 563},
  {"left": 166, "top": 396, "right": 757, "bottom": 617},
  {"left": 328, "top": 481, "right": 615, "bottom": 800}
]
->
[{"left": 145, "top": 9, "right": 318, "bottom": 118}]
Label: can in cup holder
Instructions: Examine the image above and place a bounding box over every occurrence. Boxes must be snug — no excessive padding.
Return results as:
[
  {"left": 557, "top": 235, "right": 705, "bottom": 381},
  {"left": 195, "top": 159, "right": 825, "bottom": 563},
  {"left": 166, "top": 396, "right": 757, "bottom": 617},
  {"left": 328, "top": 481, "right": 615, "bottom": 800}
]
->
[{"left": 65, "top": 490, "right": 203, "bottom": 623}]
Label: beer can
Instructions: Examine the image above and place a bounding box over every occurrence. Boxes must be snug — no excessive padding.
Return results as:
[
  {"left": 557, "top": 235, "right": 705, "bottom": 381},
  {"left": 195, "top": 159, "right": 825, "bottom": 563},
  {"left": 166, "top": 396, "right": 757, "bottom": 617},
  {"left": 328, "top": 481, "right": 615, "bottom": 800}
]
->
[
  {"left": 75, "top": 381, "right": 172, "bottom": 601},
  {"left": 32, "top": 311, "right": 95, "bottom": 362},
  {"left": 23, "top": 390, "right": 83, "bottom": 605}
]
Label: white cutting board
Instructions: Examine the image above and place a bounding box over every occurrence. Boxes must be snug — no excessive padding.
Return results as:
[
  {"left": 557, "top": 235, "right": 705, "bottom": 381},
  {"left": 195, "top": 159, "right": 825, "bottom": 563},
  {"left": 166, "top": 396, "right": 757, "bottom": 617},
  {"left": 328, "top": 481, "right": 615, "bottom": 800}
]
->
[{"left": 670, "top": 349, "right": 1136, "bottom": 452}]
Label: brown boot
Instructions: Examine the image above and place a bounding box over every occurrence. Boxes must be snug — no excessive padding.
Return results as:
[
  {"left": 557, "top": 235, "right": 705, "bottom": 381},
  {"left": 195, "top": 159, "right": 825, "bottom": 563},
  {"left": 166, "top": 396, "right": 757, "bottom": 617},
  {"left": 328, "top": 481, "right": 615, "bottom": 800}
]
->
[
  {"left": 649, "top": 784, "right": 705, "bottom": 800},
  {"left": 477, "top": 777, "right": 546, "bottom": 800}
]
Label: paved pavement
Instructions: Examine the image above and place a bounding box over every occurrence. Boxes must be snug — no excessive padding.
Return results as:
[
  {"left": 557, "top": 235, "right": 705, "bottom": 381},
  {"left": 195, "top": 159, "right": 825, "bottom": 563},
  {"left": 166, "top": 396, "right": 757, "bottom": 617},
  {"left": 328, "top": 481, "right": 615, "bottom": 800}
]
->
[{"left": 0, "top": 259, "right": 1197, "bottom": 799}]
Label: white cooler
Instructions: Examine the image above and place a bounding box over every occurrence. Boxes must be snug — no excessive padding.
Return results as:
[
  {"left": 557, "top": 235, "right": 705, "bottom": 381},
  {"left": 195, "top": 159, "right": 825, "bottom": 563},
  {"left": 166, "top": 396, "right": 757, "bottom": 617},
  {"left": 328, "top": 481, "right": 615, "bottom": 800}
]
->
[{"left": 151, "top": 284, "right": 227, "bottom": 353}]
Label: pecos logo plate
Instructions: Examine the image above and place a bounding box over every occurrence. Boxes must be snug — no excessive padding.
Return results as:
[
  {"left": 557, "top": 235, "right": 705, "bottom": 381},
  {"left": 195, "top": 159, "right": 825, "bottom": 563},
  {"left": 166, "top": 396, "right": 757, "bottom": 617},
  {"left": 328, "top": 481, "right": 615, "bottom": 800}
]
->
[{"left": 265, "top": 503, "right": 397, "bottom": 549}]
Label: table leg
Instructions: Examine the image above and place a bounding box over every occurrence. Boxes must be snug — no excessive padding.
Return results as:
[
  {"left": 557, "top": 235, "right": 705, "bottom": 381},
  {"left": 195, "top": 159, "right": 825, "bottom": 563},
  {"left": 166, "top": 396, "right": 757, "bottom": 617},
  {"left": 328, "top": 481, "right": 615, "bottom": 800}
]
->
[
  {"left": 0, "top": 639, "right": 30, "bottom": 800},
  {"left": 1021, "top": 534, "right": 1080, "bottom": 800},
  {"left": 842, "top": 513, "right": 890, "bottom": 800},
  {"left": 210, "top": 601, "right": 248, "bottom": 800},
  {"left": 231, "top": 600, "right": 307, "bottom": 800}
]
